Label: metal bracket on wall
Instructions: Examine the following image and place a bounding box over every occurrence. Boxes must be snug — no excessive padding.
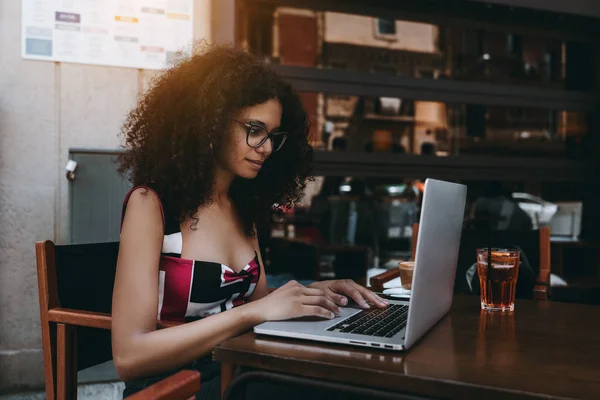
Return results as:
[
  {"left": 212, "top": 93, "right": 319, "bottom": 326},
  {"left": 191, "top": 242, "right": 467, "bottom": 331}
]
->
[{"left": 65, "top": 160, "right": 78, "bottom": 181}]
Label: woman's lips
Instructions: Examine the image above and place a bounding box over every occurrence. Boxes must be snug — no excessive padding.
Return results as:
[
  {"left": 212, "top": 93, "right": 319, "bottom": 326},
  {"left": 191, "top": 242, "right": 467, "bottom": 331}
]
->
[{"left": 246, "top": 159, "right": 263, "bottom": 169}]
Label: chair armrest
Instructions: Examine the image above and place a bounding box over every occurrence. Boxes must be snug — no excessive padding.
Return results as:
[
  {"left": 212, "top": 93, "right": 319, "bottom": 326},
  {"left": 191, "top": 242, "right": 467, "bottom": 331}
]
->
[
  {"left": 47, "top": 308, "right": 112, "bottom": 329},
  {"left": 47, "top": 308, "right": 184, "bottom": 330},
  {"left": 369, "top": 269, "right": 400, "bottom": 292},
  {"left": 128, "top": 370, "right": 201, "bottom": 400}
]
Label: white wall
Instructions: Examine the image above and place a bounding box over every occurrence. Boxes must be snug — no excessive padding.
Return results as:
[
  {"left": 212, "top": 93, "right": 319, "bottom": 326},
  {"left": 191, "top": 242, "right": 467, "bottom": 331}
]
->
[{"left": 0, "top": 0, "right": 217, "bottom": 391}]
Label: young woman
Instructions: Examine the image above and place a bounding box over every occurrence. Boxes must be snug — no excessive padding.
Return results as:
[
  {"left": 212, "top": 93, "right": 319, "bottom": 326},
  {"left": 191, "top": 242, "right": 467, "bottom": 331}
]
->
[{"left": 112, "top": 45, "right": 388, "bottom": 399}]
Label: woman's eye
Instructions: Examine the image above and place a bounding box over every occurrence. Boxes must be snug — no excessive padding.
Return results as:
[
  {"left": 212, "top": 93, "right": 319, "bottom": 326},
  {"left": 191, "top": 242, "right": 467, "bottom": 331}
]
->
[{"left": 248, "top": 126, "right": 263, "bottom": 136}]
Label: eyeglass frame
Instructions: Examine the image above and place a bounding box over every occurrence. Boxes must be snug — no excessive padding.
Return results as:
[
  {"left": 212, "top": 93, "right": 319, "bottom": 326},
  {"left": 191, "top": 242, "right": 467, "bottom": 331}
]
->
[{"left": 232, "top": 119, "right": 288, "bottom": 152}]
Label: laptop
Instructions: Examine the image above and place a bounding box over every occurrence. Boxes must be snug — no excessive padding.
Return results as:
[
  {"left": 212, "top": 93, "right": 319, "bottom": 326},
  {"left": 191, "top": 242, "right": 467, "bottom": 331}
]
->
[{"left": 254, "top": 178, "right": 467, "bottom": 351}]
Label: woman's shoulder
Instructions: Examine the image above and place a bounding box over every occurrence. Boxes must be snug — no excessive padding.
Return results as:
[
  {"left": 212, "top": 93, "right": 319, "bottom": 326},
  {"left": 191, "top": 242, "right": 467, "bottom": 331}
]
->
[
  {"left": 128, "top": 185, "right": 160, "bottom": 200},
  {"left": 121, "top": 186, "right": 166, "bottom": 230},
  {"left": 125, "top": 186, "right": 162, "bottom": 210}
]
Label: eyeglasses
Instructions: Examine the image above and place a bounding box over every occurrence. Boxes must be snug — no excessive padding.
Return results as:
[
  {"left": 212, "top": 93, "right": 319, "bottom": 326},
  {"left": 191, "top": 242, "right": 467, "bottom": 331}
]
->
[{"left": 232, "top": 119, "right": 288, "bottom": 152}]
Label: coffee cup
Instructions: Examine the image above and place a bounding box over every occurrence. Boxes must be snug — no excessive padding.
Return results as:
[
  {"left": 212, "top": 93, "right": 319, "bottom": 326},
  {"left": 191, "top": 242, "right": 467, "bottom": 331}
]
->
[{"left": 398, "top": 261, "right": 415, "bottom": 290}]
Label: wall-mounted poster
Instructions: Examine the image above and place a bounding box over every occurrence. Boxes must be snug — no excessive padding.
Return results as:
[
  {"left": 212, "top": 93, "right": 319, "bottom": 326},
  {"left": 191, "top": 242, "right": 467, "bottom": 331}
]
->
[{"left": 22, "top": 0, "right": 194, "bottom": 70}]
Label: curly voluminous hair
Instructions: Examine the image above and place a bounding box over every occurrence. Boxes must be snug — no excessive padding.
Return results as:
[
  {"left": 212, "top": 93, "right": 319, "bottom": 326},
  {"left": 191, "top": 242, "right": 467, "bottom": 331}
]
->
[{"left": 118, "top": 45, "right": 313, "bottom": 236}]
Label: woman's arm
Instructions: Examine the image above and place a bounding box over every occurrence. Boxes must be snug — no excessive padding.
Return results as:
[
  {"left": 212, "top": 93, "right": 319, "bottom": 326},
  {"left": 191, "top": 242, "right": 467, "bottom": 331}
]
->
[
  {"left": 247, "top": 231, "right": 270, "bottom": 301},
  {"left": 111, "top": 189, "right": 263, "bottom": 381},
  {"left": 112, "top": 190, "right": 338, "bottom": 381}
]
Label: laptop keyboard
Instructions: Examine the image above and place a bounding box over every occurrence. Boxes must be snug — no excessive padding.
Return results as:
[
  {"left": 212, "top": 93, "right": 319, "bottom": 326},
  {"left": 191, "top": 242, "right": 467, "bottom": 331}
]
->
[{"left": 326, "top": 304, "right": 408, "bottom": 338}]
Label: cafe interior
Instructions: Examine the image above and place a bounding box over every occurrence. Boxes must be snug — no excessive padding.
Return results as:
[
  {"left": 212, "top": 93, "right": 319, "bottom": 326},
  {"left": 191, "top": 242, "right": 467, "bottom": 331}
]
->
[{"left": 6, "top": 0, "right": 600, "bottom": 399}]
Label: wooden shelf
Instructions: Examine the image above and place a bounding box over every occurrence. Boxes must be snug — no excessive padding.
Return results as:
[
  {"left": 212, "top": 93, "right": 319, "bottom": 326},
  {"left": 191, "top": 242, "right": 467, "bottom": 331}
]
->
[
  {"left": 312, "top": 151, "right": 592, "bottom": 182},
  {"left": 272, "top": 65, "right": 592, "bottom": 111}
]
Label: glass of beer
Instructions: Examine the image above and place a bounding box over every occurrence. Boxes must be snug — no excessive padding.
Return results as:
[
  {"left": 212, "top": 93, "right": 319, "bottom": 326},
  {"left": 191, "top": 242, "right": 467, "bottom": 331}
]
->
[{"left": 476, "top": 248, "right": 520, "bottom": 312}]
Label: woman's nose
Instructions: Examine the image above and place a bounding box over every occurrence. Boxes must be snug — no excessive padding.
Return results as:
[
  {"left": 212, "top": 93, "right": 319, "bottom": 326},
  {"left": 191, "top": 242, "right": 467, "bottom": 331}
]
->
[{"left": 257, "top": 137, "right": 273, "bottom": 156}]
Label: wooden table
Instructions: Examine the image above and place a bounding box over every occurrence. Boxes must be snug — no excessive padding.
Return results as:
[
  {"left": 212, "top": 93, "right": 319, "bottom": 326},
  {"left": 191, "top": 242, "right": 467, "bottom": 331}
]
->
[{"left": 214, "top": 295, "right": 600, "bottom": 400}]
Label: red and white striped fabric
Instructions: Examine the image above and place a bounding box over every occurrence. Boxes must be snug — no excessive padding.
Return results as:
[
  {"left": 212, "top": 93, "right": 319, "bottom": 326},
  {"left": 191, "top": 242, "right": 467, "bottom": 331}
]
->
[{"left": 121, "top": 187, "right": 261, "bottom": 323}]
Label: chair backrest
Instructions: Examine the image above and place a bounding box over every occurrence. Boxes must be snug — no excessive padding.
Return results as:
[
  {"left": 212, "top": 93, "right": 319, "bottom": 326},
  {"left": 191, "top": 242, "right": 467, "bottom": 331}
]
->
[
  {"left": 39, "top": 241, "right": 120, "bottom": 371},
  {"left": 56, "top": 242, "right": 120, "bottom": 370},
  {"left": 55, "top": 241, "right": 119, "bottom": 314},
  {"left": 411, "top": 225, "right": 550, "bottom": 297}
]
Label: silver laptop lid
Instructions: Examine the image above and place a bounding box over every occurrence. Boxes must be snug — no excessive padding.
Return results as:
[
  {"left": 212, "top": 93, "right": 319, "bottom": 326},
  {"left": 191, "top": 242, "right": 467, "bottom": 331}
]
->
[{"left": 404, "top": 179, "right": 467, "bottom": 349}]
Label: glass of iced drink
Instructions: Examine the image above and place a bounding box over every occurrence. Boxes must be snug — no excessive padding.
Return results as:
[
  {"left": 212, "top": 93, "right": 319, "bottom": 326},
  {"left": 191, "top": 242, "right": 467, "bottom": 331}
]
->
[{"left": 476, "top": 248, "right": 520, "bottom": 312}]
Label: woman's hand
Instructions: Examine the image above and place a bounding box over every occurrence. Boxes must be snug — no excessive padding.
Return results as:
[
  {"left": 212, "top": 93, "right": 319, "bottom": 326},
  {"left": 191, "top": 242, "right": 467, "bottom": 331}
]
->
[
  {"left": 307, "top": 280, "right": 388, "bottom": 309},
  {"left": 254, "top": 280, "right": 342, "bottom": 321}
]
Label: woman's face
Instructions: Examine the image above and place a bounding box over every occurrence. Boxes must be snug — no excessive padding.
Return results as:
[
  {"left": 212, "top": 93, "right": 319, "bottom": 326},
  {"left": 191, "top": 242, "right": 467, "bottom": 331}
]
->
[{"left": 220, "top": 99, "right": 283, "bottom": 179}]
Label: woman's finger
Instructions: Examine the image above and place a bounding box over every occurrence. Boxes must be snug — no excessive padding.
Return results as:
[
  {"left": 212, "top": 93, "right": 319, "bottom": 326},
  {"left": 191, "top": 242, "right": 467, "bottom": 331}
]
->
[
  {"left": 302, "top": 292, "right": 341, "bottom": 314},
  {"left": 335, "top": 280, "right": 388, "bottom": 309},
  {"left": 302, "top": 305, "right": 336, "bottom": 320},
  {"left": 326, "top": 289, "right": 348, "bottom": 306},
  {"left": 348, "top": 280, "right": 388, "bottom": 308},
  {"left": 330, "top": 280, "right": 370, "bottom": 308}
]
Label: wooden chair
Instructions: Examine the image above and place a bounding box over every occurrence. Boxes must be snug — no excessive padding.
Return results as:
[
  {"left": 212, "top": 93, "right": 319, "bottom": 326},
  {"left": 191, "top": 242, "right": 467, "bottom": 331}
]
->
[
  {"left": 36, "top": 240, "right": 197, "bottom": 400},
  {"left": 370, "top": 224, "right": 551, "bottom": 301}
]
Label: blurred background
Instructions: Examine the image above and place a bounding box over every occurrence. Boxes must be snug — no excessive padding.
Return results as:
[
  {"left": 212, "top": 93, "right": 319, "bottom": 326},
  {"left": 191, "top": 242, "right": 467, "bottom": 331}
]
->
[{"left": 2, "top": 0, "right": 600, "bottom": 396}]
